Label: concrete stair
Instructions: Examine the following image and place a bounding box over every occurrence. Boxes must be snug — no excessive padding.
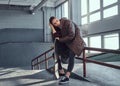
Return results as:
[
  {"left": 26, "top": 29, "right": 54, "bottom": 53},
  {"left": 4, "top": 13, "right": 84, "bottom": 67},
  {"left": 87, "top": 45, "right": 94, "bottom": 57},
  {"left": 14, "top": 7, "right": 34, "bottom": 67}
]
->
[{"left": 0, "top": 62, "right": 120, "bottom": 86}]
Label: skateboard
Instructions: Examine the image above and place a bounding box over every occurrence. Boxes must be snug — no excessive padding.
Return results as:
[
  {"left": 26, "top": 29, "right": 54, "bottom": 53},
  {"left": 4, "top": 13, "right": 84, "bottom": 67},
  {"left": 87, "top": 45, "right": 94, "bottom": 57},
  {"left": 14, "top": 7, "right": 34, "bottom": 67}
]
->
[{"left": 53, "top": 39, "right": 59, "bottom": 79}]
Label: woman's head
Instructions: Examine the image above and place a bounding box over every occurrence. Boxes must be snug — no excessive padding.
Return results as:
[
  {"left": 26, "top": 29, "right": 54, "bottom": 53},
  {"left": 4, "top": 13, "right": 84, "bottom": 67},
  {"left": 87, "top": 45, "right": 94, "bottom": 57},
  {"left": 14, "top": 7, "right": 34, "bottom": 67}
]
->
[{"left": 49, "top": 16, "right": 60, "bottom": 27}]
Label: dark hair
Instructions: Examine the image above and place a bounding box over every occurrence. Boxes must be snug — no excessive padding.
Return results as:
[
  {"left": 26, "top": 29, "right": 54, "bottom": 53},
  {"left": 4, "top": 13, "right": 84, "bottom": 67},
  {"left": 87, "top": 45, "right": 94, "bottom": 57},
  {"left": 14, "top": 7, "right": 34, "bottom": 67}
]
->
[{"left": 49, "top": 16, "right": 56, "bottom": 24}]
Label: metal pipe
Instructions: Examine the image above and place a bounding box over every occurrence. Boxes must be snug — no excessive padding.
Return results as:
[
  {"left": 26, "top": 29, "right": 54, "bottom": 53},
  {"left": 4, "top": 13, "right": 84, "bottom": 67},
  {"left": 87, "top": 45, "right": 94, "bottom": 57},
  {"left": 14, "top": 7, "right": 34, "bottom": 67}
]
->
[
  {"left": 85, "top": 47, "right": 120, "bottom": 54},
  {"left": 8, "top": 0, "right": 11, "bottom": 5},
  {"left": 45, "top": 53, "right": 48, "bottom": 69},
  {"left": 83, "top": 49, "right": 86, "bottom": 77}
]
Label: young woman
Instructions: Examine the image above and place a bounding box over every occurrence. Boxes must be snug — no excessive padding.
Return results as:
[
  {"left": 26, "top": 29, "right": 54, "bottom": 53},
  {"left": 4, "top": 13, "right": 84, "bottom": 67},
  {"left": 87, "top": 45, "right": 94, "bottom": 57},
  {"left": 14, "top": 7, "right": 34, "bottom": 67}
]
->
[{"left": 49, "top": 16, "right": 85, "bottom": 84}]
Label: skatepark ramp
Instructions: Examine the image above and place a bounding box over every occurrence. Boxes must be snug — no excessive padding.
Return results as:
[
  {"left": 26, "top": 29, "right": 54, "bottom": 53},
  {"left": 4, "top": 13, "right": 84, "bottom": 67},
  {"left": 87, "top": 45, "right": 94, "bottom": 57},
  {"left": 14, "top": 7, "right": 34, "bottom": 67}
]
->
[{"left": 30, "top": 47, "right": 120, "bottom": 86}]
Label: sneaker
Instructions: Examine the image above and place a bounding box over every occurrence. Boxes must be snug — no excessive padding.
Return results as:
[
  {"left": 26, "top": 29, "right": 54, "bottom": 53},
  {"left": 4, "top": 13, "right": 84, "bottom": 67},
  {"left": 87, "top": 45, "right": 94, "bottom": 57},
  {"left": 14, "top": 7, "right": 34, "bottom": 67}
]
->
[
  {"left": 59, "top": 73, "right": 65, "bottom": 80},
  {"left": 59, "top": 76, "right": 69, "bottom": 84}
]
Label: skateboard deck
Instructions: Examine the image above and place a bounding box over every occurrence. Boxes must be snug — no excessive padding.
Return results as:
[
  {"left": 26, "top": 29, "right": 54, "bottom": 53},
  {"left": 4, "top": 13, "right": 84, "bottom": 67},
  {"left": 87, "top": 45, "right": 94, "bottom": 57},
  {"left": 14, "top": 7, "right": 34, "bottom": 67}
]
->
[{"left": 53, "top": 39, "right": 59, "bottom": 79}]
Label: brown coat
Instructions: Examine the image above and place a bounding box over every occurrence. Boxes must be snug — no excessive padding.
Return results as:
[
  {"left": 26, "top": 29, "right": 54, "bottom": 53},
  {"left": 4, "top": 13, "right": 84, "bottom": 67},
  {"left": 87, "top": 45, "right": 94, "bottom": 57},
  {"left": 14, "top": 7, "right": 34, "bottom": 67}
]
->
[{"left": 59, "top": 18, "right": 85, "bottom": 56}]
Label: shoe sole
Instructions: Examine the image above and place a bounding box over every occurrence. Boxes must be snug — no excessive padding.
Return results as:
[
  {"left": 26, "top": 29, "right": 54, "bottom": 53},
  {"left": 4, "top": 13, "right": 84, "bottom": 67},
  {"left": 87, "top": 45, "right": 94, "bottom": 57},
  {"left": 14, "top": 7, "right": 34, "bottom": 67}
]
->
[{"left": 59, "top": 81, "right": 69, "bottom": 84}]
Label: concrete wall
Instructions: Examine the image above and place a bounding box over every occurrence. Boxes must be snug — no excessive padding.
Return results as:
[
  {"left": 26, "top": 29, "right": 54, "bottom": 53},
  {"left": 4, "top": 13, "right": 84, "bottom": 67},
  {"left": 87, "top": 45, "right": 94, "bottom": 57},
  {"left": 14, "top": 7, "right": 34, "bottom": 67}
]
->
[
  {"left": 69, "top": 0, "right": 81, "bottom": 25},
  {"left": 0, "top": 42, "right": 53, "bottom": 67},
  {"left": 0, "top": 10, "right": 43, "bottom": 29},
  {"left": 42, "top": 7, "right": 55, "bottom": 42},
  {"left": 0, "top": 9, "right": 51, "bottom": 67},
  {"left": 0, "top": 28, "right": 43, "bottom": 44}
]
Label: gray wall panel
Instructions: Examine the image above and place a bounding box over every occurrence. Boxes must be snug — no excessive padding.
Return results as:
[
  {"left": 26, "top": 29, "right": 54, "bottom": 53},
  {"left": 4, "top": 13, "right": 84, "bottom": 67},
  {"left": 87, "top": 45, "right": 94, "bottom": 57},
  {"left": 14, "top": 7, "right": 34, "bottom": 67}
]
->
[
  {"left": 0, "top": 10, "right": 43, "bottom": 29},
  {"left": 0, "top": 43, "right": 53, "bottom": 67},
  {"left": 0, "top": 29, "right": 44, "bottom": 43}
]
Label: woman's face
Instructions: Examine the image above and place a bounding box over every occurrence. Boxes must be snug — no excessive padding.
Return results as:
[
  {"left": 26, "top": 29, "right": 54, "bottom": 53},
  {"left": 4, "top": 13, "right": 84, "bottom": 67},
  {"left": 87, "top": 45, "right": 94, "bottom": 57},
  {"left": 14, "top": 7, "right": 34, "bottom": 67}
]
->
[{"left": 52, "top": 18, "right": 60, "bottom": 27}]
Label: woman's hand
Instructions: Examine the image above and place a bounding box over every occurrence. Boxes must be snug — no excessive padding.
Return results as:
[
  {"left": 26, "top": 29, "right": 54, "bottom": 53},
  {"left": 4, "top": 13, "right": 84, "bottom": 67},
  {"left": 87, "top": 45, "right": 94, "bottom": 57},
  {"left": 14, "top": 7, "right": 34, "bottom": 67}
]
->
[
  {"left": 49, "top": 23, "right": 54, "bottom": 29},
  {"left": 55, "top": 37, "right": 59, "bottom": 40},
  {"left": 49, "top": 23, "right": 56, "bottom": 34}
]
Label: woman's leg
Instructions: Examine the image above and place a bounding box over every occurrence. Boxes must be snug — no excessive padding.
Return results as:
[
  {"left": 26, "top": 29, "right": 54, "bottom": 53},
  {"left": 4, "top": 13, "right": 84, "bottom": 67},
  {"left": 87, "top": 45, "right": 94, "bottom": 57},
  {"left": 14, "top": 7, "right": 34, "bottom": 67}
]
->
[
  {"left": 57, "top": 55, "right": 65, "bottom": 74},
  {"left": 66, "top": 50, "right": 75, "bottom": 78}
]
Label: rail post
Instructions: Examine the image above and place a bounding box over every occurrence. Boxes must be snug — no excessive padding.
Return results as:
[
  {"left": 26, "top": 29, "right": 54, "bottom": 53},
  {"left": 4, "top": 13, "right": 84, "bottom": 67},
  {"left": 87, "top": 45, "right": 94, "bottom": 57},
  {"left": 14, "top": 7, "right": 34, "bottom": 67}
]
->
[{"left": 83, "top": 49, "right": 86, "bottom": 77}]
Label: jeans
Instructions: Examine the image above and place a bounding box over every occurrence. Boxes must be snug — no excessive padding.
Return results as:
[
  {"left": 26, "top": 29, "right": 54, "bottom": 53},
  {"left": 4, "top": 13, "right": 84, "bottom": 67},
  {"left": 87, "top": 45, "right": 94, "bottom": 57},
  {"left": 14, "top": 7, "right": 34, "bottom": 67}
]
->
[{"left": 57, "top": 49, "right": 75, "bottom": 72}]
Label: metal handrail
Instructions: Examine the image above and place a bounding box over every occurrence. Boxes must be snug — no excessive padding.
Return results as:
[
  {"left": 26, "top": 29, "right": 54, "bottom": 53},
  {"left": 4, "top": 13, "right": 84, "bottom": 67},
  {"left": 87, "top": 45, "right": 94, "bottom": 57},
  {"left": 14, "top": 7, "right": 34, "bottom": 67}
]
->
[
  {"left": 85, "top": 47, "right": 120, "bottom": 54},
  {"left": 81, "top": 47, "right": 120, "bottom": 77},
  {"left": 31, "top": 47, "right": 54, "bottom": 70},
  {"left": 31, "top": 46, "right": 120, "bottom": 78}
]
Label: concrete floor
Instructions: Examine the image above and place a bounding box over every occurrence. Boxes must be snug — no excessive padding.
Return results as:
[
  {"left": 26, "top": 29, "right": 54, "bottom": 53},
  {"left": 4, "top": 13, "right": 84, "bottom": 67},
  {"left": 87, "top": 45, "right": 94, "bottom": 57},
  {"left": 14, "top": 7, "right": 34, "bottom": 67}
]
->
[{"left": 0, "top": 62, "right": 120, "bottom": 86}]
